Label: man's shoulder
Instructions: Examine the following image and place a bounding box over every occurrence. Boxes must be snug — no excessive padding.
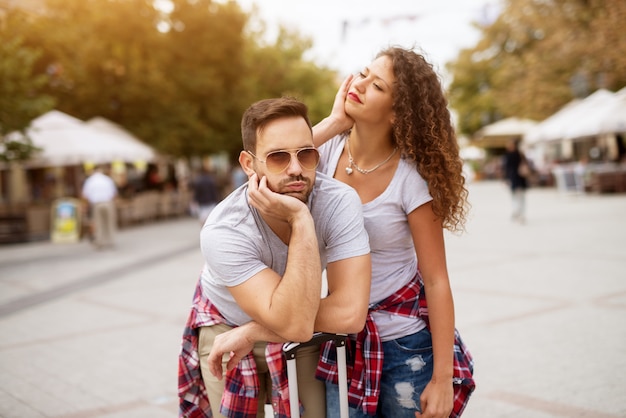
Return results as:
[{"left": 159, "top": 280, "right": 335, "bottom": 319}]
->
[
  {"left": 311, "top": 172, "right": 361, "bottom": 209},
  {"left": 314, "top": 171, "right": 355, "bottom": 194},
  {"left": 206, "top": 187, "right": 251, "bottom": 226}
]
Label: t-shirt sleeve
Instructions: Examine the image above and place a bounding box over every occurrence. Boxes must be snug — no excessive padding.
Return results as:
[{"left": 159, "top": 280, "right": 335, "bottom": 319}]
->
[
  {"left": 321, "top": 186, "right": 370, "bottom": 263},
  {"left": 317, "top": 135, "right": 344, "bottom": 176},
  {"left": 200, "top": 223, "right": 267, "bottom": 287},
  {"left": 402, "top": 163, "right": 433, "bottom": 215}
]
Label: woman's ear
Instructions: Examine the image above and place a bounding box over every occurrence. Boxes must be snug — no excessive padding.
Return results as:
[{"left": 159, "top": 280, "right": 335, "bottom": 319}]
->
[{"left": 238, "top": 150, "right": 255, "bottom": 177}]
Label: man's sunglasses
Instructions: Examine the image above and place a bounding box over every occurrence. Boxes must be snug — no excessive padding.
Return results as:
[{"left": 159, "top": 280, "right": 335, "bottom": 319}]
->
[{"left": 247, "top": 147, "right": 320, "bottom": 174}]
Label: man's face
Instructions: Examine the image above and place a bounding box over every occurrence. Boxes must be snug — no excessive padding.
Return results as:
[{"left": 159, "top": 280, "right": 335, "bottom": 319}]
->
[{"left": 245, "top": 116, "right": 318, "bottom": 203}]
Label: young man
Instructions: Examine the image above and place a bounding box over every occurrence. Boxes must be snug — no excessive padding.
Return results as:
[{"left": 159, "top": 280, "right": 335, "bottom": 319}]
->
[{"left": 179, "top": 97, "right": 371, "bottom": 417}]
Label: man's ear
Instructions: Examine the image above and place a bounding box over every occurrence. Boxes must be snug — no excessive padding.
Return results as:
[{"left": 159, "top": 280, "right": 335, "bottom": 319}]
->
[{"left": 238, "top": 150, "right": 255, "bottom": 177}]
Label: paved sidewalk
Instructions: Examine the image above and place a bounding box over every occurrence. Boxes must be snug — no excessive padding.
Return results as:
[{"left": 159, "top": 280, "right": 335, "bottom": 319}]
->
[
  {"left": 0, "top": 216, "right": 204, "bottom": 418},
  {"left": 448, "top": 182, "right": 626, "bottom": 418},
  {"left": 0, "top": 181, "right": 625, "bottom": 417}
]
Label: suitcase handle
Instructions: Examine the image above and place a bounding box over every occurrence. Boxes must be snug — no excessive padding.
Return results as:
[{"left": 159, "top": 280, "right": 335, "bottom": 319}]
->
[
  {"left": 283, "top": 332, "right": 347, "bottom": 359},
  {"left": 283, "top": 332, "right": 350, "bottom": 418}
]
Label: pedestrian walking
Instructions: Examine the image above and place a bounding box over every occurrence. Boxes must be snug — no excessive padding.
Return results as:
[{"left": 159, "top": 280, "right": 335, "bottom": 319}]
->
[
  {"left": 502, "top": 138, "right": 529, "bottom": 224},
  {"left": 81, "top": 164, "right": 118, "bottom": 249},
  {"left": 190, "top": 166, "right": 220, "bottom": 224}
]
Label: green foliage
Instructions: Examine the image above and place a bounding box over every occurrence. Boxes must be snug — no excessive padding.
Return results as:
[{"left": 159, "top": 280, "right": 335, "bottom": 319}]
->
[
  {"left": 238, "top": 26, "right": 338, "bottom": 123},
  {"left": 447, "top": 0, "right": 626, "bottom": 135},
  {"left": 0, "top": 29, "right": 53, "bottom": 162},
  {"left": 0, "top": 136, "right": 42, "bottom": 163},
  {"left": 2, "top": 0, "right": 340, "bottom": 160}
]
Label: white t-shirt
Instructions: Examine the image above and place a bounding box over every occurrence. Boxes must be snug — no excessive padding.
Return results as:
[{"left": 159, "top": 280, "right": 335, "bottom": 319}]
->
[
  {"left": 199, "top": 172, "right": 370, "bottom": 326},
  {"left": 81, "top": 172, "right": 117, "bottom": 204},
  {"left": 318, "top": 135, "right": 433, "bottom": 340}
]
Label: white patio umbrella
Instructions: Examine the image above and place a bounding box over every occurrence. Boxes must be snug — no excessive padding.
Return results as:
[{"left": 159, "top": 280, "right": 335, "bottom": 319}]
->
[
  {"left": 524, "top": 89, "right": 614, "bottom": 144},
  {"left": 562, "top": 91, "right": 626, "bottom": 139},
  {"left": 473, "top": 117, "right": 538, "bottom": 148},
  {"left": 85, "top": 117, "right": 158, "bottom": 162},
  {"left": 476, "top": 117, "right": 538, "bottom": 138},
  {"left": 17, "top": 111, "right": 158, "bottom": 167}
]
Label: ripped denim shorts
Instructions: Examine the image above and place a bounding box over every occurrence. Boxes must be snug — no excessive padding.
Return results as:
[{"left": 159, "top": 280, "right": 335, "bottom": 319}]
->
[{"left": 325, "top": 327, "right": 433, "bottom": 418}]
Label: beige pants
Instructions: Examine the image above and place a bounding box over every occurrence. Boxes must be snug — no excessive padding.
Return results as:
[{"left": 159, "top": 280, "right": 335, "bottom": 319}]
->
[
  {"left": 199, "top": 324, "right": 326, "bottom": 417},
  {"left": 91, "top": 201, "right": 116, "bottom": 247}
]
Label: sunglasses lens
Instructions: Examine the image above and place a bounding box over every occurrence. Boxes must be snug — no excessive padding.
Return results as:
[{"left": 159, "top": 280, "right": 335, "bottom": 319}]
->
[
  {"left": 264, "top": 148, "right": 320, "bottom": 173},
  {"left": 266, "top": 151, "right": 292, "bottom": 173},
  {"left": 297, "top": 148, "right": 320, "bottom": 169}
]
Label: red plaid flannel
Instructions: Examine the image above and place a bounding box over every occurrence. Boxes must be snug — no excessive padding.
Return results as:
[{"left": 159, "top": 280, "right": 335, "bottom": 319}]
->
[
  {"left": 317, "top": 272, "right": 475, "bottom": 416},
  {"left": 177, "top": 278, "right": 296, "bottom": 418}
]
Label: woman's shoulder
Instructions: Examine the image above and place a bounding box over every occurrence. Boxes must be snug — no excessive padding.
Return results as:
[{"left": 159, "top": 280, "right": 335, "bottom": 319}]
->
[
  {"left": 397, "top": 157, "right": 427, "bottom": 184},
  {"left": 391, "top": 157, "right": 431, "bottom": 206}
]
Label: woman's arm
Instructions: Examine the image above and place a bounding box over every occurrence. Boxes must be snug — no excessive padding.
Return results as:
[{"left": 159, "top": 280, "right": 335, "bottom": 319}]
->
[{"left": 408, "top": 202, "right": 455, "bottom": 418}]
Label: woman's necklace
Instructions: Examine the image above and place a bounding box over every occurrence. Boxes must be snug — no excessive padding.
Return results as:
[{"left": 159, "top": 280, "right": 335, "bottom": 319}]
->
[{"left": 345, "top": 137, "right": 398, "bottom": 175}]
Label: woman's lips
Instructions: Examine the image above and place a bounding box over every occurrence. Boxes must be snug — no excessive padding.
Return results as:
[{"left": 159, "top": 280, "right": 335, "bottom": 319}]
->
[{"left": 347, "top": 92, "right": 362, "bottom": 104}]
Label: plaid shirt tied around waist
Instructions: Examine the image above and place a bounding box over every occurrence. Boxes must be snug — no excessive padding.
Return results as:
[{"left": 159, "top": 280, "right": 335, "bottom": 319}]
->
[
  {"left": 316, "top": 272, "right": 475, "bottom": 417},
  {"left": 177, "top": 278, "right": 297, "bottom": 418}
]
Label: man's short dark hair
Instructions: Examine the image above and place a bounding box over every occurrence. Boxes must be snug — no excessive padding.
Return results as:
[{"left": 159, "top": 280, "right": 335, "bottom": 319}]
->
[{"left": 241, "top": 97, "right": 312, "bottom": 152}]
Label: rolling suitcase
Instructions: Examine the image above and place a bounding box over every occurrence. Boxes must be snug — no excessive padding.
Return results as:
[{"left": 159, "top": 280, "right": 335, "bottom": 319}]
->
[{"left": 283, "top": 332, "right": 349, "bottom": 418}]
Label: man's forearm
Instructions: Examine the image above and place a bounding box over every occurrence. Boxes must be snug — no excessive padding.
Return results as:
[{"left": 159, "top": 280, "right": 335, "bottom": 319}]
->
[
  {"left": 244, "top": 176, "right": 322, "bottom": 342},
  {"left": 270, "top": 214, "right": 322, "bottom": 341},
  {"left": 240, "top": 320, "right": 288, "bottom": 343}
]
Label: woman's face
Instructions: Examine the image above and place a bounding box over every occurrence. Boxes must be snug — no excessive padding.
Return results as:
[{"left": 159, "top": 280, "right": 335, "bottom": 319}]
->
[{"left": 345, "top": 55, "right": 395, "bottom": 126}]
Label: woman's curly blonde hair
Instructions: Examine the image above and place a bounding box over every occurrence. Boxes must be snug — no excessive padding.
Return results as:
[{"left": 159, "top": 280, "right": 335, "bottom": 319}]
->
[{"left": 378, "top": 46, "right": 469, "bottom": 232}]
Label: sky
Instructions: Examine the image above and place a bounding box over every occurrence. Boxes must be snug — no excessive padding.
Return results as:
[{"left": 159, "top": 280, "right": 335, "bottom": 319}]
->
[{"left": 237, "top": 0, "right": 502, "bottom": 84}]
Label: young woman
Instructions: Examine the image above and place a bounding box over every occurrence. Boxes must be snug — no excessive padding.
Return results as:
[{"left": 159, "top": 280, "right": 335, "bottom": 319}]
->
[{"left": 313, "top": 46, "right": 475, "bottom": 418}]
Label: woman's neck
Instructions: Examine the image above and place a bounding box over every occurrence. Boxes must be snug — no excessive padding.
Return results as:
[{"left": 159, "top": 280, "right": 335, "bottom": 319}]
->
[{"left": 348, "top": 125, "right": 396, "bottom": 166}]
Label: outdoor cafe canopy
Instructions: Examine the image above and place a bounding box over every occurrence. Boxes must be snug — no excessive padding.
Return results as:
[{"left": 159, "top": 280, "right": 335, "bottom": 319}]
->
[
  {"left": 11, "top": 110, "right": 158, "bottom": 168},
  {"left": 524, "top": 89, "right": 619, "bottom": 144},
  {"left": 472, "top": 117, "right": 538, "bottom": 148}
]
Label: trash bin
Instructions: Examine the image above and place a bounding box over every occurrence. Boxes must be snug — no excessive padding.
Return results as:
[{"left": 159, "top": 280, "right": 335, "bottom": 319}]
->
[{"left": 50, "top": 198, "right": 82, "bottom": 243}]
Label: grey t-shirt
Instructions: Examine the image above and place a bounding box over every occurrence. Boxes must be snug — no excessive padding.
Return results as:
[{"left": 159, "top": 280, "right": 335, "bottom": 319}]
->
[
  {"left": 318, "top": 135, "right": 432, "bottom": 340},
  {"left": 199, "top": 172, "right": 370, "bottom": 326}
]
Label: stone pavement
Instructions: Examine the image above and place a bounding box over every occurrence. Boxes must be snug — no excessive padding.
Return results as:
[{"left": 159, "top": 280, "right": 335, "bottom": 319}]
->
[
  {"left": 448, "top": 182, "right": 626, "bottom": 418},
  {"left": 0, "top": 181, "right": 624, "bottom": 418}
]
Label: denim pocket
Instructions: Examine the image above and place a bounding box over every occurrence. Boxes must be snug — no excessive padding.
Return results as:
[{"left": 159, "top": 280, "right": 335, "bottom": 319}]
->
[{"left": 390, "top": 327, "right": 433, "bottom": 353}]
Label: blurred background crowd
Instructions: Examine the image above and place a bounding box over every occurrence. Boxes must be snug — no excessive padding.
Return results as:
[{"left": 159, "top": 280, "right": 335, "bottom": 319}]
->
[{"left": 1, "top": 0, "right": 624, "bottom": 244}]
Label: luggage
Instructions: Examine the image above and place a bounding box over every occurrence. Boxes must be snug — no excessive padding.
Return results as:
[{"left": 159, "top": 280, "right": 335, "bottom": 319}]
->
[{"left": 283, "top": 332, "right": 349, "bottom": 418}]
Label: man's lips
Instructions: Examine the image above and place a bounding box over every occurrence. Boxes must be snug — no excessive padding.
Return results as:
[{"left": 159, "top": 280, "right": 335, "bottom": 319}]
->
[
  {"left": 347, "top": 92, "right": 362, "bottom": 104},
  {"left": 284, "top": 181, "right": 306, "bottom": 191}
]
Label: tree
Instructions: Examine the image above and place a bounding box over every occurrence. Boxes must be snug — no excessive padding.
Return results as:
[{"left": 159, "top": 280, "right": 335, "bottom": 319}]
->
[
  {"left": 447, "top": 0, "right": 626, "bottom": 136},
  {"left": 239, "top": 26, "right": 339, "bottom": 122},
  {"left": 0, "top": 28, "right": 54, "bottom": 162},
  {"left": 20, "top": 0, "right": 176, "bottom": 147},
  {"left": 5, "top": 0, "right": 340, "bottom": 160},
  {"left": 154, "top": 0, "right": 250, "bottom": 158}
]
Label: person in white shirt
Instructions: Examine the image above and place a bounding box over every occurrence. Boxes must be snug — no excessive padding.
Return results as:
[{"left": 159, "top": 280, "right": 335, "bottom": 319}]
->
[{"left": 81, "top": 165, "right": 118, "bottom": 249}]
